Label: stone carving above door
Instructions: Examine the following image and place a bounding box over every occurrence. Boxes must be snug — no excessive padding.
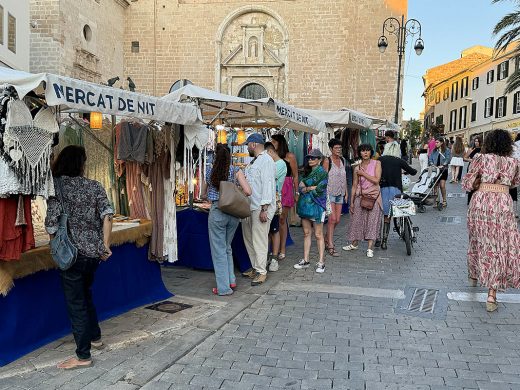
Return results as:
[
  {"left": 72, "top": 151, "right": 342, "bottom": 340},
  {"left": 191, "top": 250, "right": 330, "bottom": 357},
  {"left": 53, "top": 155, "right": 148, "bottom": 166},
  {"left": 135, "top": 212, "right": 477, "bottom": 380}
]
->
[{"left": 216, "top": 7, "right": 288, "bottom": 100}]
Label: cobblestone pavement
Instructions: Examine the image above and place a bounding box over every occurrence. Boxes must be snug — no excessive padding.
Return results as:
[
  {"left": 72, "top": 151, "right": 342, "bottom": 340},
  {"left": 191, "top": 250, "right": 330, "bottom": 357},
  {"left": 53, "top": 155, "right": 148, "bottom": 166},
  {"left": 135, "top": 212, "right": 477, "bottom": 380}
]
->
[{"left": 1, "top": 162, "right": 520, "bottom": 389}]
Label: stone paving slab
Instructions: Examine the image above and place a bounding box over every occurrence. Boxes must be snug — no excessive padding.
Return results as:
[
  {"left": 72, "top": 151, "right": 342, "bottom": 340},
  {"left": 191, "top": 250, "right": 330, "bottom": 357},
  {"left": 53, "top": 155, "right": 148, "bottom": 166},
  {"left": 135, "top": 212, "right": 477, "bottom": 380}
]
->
[{"left": 2, "top": 162, "right": 520, "bottom": 389}]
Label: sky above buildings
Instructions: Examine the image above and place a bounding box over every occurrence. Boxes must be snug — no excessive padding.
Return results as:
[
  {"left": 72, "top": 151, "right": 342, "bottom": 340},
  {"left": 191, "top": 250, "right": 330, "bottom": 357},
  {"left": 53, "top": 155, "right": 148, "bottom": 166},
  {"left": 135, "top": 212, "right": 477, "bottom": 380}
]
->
[{"left": 402, "top": 0, "right": 514, "bottom": 121}]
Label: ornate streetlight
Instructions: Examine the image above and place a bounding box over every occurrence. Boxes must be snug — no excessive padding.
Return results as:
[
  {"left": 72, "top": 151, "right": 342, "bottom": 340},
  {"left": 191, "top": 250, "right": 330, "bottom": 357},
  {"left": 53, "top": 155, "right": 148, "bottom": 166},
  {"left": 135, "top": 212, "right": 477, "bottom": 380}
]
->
[{"left": 378, "top": 15, "right": 424, "bottom": 125}]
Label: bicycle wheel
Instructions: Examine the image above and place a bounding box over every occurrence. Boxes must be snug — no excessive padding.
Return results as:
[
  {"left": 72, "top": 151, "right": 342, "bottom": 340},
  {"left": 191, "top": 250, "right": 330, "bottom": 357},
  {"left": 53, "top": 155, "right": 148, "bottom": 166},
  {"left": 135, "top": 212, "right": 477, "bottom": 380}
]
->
[
  {"left": 404, "top": 218, "right": 412, "bottom": 255},
  {"left": 393, "top": 218, "right": 402, "bottom": 239}
]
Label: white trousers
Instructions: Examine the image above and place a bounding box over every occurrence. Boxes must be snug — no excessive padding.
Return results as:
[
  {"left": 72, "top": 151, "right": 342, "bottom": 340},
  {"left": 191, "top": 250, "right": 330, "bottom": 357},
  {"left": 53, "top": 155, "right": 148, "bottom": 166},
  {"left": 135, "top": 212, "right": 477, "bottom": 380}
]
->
[
  {"left": 242, "top": 210, "right": 270, "bottom": 275},
  {"left": 419, "top": 153, "right": 429, "bottom": 173}
]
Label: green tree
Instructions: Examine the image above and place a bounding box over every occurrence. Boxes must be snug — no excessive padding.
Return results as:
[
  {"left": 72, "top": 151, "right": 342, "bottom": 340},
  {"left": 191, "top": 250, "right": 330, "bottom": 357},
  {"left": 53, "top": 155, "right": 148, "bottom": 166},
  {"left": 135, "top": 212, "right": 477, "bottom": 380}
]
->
[
  {"left": 493, "top": 0, "right": 520, "bottom": 93},
  {"left": 404, "top": 119, "right": 423, "bottom": 149}
]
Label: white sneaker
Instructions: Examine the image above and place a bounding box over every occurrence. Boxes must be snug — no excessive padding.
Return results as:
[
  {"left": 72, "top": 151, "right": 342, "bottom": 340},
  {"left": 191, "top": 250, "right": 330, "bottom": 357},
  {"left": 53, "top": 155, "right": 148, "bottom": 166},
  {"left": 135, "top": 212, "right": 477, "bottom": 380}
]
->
[
  {"left": 315, "top": 262, "right": 325, "bottom": 273},
  {"left": 342, "top": 244, "right": 358, "bottom": 251},
  {"left": 294, "top": 259, "right": 310, "bottom": 269},
  {"left": 366, "top": 249, "right": 374, "bottom": 258}
]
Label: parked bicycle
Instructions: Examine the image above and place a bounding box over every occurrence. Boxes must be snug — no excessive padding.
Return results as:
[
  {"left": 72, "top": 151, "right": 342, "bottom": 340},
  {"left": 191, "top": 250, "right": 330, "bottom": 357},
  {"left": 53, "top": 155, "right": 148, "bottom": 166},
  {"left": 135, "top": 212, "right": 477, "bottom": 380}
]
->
[{"left": 390, "top": 194, "right": 419, "bottom": 255}]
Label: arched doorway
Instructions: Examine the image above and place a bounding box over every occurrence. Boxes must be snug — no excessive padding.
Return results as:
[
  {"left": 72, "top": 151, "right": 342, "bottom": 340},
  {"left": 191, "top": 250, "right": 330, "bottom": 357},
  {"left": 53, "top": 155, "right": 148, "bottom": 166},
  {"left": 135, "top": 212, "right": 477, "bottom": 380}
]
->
[
  {"left": 238, "top": 83, "right": 268, "bottom": 99},
  {"left": 215, "top": 6, "right": 288, "bottom": 99}
]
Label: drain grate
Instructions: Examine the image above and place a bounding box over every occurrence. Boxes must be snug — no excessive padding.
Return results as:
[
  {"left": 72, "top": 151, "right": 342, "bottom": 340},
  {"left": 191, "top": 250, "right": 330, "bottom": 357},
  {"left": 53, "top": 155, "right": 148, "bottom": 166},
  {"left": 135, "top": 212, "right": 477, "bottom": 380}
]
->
[
  {"left": 439, "top": 216, "right": 461, "bottom": 224},
  {"left": 408, "top": 288, "right": 438, "bottom": 313},
  {"left": 447, "top": 193, "right": 465, "bottom": 198},
  {"left": 395, "top": 287, "right": 448, "bottom": 319},
  {"left": 145, "top": 301, "right": 193, "bottom": 314}
]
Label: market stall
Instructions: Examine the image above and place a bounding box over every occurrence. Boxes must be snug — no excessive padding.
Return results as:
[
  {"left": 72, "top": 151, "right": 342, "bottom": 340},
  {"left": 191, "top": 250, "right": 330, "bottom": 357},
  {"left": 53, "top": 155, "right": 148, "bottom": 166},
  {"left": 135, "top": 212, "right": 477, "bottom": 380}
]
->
[
  {"left": 161, "top": 85, "right": 323, "bottom": 269},
  {"left": 0, "top": 68, "right": 201, "bottom": 366}
]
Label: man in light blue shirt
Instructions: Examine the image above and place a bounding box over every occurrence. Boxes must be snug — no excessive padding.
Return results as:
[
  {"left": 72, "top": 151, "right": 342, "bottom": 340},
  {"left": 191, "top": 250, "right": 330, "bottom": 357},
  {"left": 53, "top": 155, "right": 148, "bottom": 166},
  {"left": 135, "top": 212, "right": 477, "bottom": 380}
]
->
[{"left": 241, "top": 133, "right": 276, "bottom": 286}]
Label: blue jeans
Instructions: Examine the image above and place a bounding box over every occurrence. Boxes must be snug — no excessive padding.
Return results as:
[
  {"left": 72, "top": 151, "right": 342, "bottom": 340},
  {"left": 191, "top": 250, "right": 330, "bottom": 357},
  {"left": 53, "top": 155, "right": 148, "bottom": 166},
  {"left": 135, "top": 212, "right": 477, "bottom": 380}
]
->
[{"left": 208, "top": 203, "right": 240, "bottom": 295}]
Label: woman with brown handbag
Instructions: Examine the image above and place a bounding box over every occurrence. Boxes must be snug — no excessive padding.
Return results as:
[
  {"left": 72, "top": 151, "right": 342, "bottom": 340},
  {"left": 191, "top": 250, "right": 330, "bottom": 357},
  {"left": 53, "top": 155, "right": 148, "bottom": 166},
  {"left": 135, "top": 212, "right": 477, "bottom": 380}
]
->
[
  {"left": 343, "top": 144, "right": 382, "bottom": 258},
  {"left": 202, "top": 145, "right": 252, "bottom": 296}
]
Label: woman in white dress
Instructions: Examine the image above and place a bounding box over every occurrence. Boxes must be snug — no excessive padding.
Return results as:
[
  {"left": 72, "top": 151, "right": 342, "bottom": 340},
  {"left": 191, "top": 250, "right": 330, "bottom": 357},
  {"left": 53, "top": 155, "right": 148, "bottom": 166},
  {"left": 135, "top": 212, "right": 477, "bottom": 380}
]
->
[
  {"left": 449, "top": 137, "right": 465, "bottom": 183},
  {"left": 418, "top": 138, "right": 429, "bottom": 173}
]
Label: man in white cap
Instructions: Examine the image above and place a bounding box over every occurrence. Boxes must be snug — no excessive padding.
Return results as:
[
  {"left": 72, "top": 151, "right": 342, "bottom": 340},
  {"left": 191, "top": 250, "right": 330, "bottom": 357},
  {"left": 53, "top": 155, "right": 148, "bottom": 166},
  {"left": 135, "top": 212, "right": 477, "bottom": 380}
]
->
[{"left": 241, "top": 133, "right": 277, "bottom": 286}]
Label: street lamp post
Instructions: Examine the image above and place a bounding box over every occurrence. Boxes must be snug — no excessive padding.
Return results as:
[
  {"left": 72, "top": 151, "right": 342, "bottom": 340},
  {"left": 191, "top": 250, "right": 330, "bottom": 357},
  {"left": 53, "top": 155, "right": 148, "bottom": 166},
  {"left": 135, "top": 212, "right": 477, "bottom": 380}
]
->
[{"left": 378, "top": 15, "right": 424, "bottom": 125}]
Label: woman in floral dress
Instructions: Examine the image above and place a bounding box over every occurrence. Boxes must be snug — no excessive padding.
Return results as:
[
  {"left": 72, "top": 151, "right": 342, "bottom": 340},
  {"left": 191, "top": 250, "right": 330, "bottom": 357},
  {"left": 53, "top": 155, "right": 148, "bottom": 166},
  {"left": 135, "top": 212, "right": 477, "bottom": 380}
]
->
[
  {"left": 343, "top": 144, "right": 382, "bottom": 258},
  {"left": 461, "top": 129, "right": 520, "bottom": 312}
]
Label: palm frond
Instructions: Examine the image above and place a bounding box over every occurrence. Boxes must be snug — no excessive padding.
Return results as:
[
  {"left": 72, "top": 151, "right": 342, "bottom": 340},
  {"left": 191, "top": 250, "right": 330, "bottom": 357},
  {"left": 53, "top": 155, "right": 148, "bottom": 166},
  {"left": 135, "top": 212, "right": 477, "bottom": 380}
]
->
[
  {"left": 493, "top": 11, "right": 520, "bottom": 36},
  {"left": 505, "top": 68, "right": 520, "bottom": 94},
  {"left": 492, "top": 0, "right": 520, "bottom": 4}
]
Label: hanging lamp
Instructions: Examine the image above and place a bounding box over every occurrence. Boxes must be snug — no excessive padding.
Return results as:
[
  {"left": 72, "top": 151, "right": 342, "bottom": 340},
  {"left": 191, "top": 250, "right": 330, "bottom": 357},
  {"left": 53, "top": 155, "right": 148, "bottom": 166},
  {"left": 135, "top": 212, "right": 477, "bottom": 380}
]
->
[{"left": 89, "top": 112, "right": 103, "bottom": 129}]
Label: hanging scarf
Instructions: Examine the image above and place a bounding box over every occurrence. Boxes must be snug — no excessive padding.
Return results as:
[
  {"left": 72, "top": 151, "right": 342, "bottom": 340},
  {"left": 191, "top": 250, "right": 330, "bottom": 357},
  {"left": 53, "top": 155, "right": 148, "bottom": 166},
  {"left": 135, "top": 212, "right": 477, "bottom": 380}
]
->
[{"left": 3, "top": 99, "right": 58, "bottom": 195}]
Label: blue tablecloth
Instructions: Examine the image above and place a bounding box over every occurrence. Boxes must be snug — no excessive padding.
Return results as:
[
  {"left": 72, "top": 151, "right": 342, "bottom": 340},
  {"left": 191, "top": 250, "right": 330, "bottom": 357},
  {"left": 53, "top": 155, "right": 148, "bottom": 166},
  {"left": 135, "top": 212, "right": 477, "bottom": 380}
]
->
[
  {"left": 174, "top": 208, "right": 293, "bottom": 272},
  {"left": 0, "top": 243, "right": 171, "bottom": 367}
]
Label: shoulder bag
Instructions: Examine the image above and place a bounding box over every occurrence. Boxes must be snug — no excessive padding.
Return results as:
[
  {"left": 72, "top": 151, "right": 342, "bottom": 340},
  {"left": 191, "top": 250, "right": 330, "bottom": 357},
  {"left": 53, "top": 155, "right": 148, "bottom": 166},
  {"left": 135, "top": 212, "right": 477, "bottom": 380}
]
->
[
  {"left": 49, "top": 178, "right": 78, "bottom": 270},
  {"left": 218, "top": 168, "right": 251, "bottom": 219},
  {"left": 360, "top": 176, "right": 379, "bottom": 210}
]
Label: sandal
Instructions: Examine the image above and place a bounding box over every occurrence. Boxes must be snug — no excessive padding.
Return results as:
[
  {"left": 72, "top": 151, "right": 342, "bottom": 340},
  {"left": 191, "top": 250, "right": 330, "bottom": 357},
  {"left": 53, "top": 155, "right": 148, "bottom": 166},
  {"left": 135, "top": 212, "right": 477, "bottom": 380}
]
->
[
  {"left": 442, "top": 201, "right": 447, "bottom": 209},
  {"left": 278, "top": 253, "right": 286, "bottom": 261},
  {"left": 327, "top": 246, "right": 339, "bottom": 257},
  {"left": 57, "top": 357, "right": 93, "bottom": 370},
  {"left": 486, "top": 291, "right": 498, "bottom": 312}
]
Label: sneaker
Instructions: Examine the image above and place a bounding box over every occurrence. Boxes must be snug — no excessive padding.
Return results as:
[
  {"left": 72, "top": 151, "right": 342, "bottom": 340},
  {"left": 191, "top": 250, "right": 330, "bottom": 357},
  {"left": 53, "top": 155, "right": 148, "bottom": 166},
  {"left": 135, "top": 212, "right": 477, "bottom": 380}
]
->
[
  {"left": 294, "top": 259, "right": 310, "bottom": 269},
  {"left": 251, "top": 273, "right": 267, "bottom": 286},
  {"left": 342, "top": 244, "right": 358, "bottom": 251},
  {"left": 315, "top": 262, "right": 325, "bottom": 273},
  {"left": 242, "top": 268, "right": 256, "bottom": 278},
  {"left": 366, "top": 249, "right": 374, "bottom": 258}
]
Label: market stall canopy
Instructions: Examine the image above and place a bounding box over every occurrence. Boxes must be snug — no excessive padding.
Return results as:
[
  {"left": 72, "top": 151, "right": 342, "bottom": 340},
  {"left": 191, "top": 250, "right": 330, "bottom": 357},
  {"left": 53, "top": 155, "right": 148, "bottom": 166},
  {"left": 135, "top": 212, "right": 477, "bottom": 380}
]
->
[
  {"left": 161, "top": 84, "right": 328, "bottom": 134},
  {"left": 305, "top": 108, "right": 375, "bottom": 130},
  {"left": 0, "top": 67, "right": 201, "bottom": 125}
]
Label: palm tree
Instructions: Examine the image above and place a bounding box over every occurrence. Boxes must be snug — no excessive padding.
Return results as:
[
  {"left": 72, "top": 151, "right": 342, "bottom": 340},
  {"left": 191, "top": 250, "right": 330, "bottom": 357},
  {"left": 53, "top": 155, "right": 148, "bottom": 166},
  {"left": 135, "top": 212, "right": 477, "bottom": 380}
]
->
[{"left": 493, "top": 0, "right": 520, "bottom": 93}]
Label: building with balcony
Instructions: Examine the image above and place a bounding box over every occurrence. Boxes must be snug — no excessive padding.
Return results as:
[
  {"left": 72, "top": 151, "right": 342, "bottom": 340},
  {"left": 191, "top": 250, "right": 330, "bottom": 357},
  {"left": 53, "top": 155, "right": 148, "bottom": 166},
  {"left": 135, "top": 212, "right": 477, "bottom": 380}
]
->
[{"left": 423, "top": 44, "right": 520, "bottom": 142}]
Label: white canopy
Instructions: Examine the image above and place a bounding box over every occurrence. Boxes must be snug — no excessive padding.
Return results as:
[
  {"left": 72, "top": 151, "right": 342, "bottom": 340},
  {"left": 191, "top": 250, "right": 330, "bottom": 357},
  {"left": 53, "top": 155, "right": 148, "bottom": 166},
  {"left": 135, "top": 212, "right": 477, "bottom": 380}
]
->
[
  {"left": 304, "top": 108, "right": 375, "bottom": 130},
  {"left": 0, "top": 67, "right": 201, "bottom": 125},
  {"left": 162, "top": 84, "right": 328, "bottom": 134}
]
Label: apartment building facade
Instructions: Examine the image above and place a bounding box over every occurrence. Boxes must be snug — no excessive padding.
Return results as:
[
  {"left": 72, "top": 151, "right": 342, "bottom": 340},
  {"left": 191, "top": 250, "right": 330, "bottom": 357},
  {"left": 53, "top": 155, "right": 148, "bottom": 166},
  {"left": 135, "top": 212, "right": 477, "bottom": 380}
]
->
[
  {"left": 0, "top": 0, "right": 29, "bottom": 71},
  {"left": 423, "top": 45, "right": 520, "bottom": 141}
]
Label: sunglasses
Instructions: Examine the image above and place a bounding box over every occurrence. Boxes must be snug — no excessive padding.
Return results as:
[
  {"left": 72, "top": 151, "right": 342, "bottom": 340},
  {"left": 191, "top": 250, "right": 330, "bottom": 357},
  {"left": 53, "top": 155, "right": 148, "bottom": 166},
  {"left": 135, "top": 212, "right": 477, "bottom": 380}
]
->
[{"left": 308, "top": 156, "right": 320, "bottom": 160}]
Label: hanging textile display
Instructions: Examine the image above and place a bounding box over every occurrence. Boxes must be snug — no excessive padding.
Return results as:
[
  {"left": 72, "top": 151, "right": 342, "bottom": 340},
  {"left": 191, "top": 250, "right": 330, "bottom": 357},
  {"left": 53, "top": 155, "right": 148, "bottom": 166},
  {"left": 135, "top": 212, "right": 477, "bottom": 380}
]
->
[
  {"left": 1, "top": 100, "right": 58, "bottom": 198},
  {"left": 147, "top": 127, "right": 170, "bottom": 260},
  {"left": 0, "top": 196, "right": 35, "bottom": 261},
  {"left": 360, "top": 129, "right": 377, "bottom": 151},
  {"left": 184, "top": 124, "right": 210, "bottom": 199},
  {"left": 164, "top": 125, "right": 180, "bottom": 263},
  {"left": 83, "top": 123, "right": 116, "bottom": 206}
]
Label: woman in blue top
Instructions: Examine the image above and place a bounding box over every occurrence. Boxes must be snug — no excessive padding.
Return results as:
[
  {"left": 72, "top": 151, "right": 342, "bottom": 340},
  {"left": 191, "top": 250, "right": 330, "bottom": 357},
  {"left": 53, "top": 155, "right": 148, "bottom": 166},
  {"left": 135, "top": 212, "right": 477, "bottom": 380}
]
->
[
  {"left": 428, "top": 137, "right": 451, "bottom": 209},
  {"left": 202, "top": 145, "right": 251, "bottom": 296}
]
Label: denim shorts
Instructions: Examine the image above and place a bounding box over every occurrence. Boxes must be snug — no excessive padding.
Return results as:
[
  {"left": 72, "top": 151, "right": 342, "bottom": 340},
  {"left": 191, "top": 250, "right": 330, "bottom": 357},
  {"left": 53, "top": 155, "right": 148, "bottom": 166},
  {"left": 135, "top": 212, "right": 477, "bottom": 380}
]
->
[
  {"left": 381, "top": 186, "right": 401, "bottom": 216},
  {"left": 328, "top": 194, "right": 345, "bottom": 204},
  {"left": 269, "top": 215, "right": 280, "bottom": 233}
]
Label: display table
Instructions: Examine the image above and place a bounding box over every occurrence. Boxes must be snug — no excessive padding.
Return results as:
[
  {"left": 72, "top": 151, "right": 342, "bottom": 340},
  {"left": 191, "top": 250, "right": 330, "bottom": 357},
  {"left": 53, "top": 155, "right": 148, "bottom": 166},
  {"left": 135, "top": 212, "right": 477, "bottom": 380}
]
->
[
  {"left": 174, "top": 208, "right": 293, "bottom": 272},
  {"left": 0, "top": 222, "right": 171, "bottom": 367}
]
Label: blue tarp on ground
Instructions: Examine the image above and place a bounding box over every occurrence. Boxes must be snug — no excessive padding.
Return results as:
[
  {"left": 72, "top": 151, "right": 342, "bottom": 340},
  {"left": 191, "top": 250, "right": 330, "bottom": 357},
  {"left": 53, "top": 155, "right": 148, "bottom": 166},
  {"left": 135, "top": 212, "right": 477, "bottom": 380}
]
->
[
  {"left": 174, "top": 208, "right": 293, "bottom": 272},
  {"left": 0, "top": 243, "right": 171, "bottom": 367}
]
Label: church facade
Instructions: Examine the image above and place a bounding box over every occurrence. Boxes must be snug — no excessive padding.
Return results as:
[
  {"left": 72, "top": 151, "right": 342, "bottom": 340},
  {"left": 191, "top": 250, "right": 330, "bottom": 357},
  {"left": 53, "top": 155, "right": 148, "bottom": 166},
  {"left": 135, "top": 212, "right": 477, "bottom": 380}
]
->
[{"left": 29, "top": 0, "right": 407, "bottom": 122}]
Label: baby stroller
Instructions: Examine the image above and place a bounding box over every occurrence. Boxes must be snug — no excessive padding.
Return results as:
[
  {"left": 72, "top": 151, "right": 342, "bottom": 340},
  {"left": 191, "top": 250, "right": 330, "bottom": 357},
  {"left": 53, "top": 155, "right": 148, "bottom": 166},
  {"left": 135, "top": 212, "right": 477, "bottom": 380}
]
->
[{"left": 405, "top": 166, "right": 446, "bottom": 212}]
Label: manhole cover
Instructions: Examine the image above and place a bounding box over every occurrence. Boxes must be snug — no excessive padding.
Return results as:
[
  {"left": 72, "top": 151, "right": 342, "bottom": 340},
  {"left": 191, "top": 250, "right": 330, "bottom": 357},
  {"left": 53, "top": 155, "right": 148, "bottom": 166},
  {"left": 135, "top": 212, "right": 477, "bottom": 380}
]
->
[
  {"left": 447, "top": 193, "right": 465, "bottom": 198},
  {"left": 438, "top": 216, "right": 461, "bottom": 224},
  {"left": 408, "top": 288, "right": 438, "bottom": 313},
  {"left": 145, "top": 301, "right": 192, "bottom": 314},
  {"left": 395, "top": 287, "right": 448, "bottom": 319}
]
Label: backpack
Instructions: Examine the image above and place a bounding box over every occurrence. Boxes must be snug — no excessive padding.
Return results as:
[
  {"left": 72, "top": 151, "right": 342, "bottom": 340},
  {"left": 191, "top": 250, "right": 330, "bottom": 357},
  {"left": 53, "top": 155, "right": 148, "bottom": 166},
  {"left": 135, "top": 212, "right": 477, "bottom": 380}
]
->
[{"left": 326, "top": 156, "right": 346, "bottom": 172}]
